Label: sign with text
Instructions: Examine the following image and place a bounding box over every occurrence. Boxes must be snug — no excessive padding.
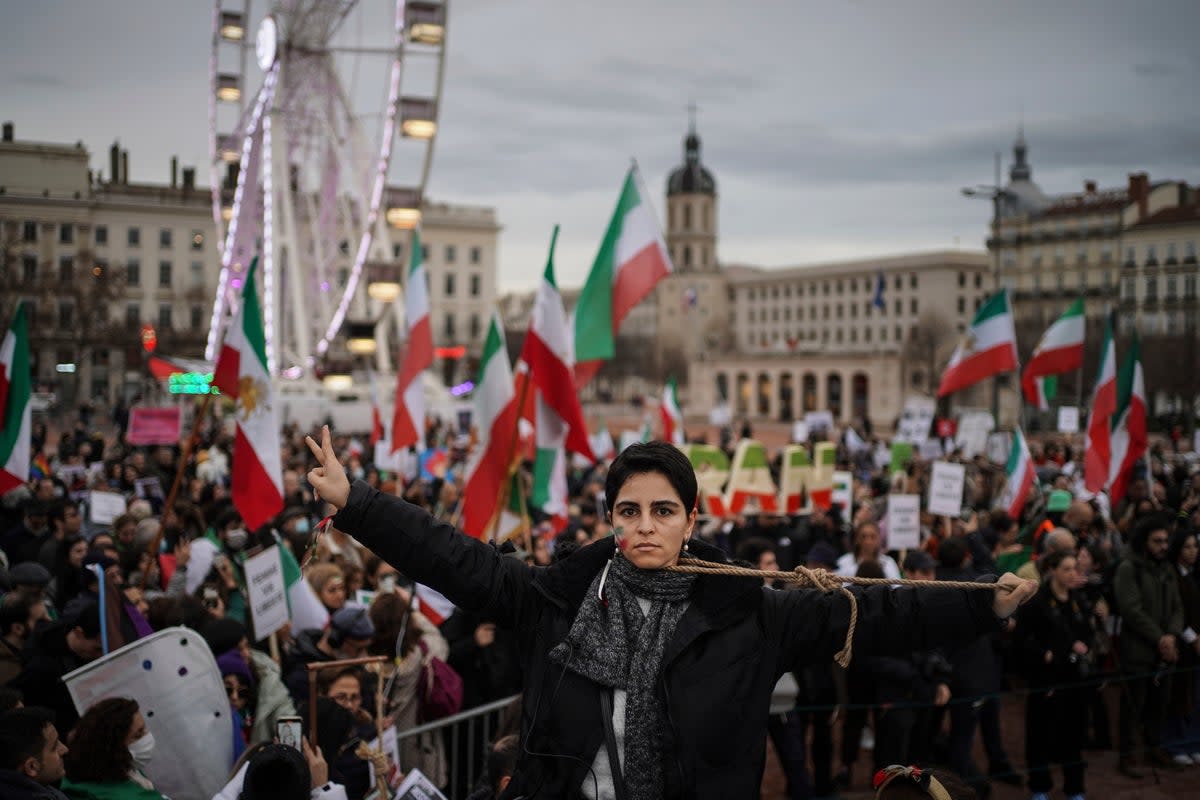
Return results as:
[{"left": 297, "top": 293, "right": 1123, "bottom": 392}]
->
[
  {"left": 243, "top": 546, "right": 288, "bottom": 641},
  {"left": 928, "top": 461, "right": 966, "bottom": 517},
  {"left": 887, "top": 494, "right": 922, "bottom": 550},
  {"left": 88, "top": 490, "right": 127, "bottom": 525},
  {"left": 954, "top": 411, "right": 995, "bottom": 459},
  {"left": 1057, "top": 405, "right": 1080, "bottom": 433},
  {"left": 896, "top": 396, "right": 936, "bottom": 444},
  {"left": 126, "top": 406, "right": 182, "bottom": 446}
]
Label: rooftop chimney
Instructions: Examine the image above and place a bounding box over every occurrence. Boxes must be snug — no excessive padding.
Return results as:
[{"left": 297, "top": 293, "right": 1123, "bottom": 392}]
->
[
  {"left": 121, "top": 150, "right": 129, "bottom": 184},
  {"left": 1128, "top": 172, "right": 1150, "bottom": 220},
  {"left": 109, "top": 141, "right": 120, "bottom": 184},
  {"left": 1, "top": 122, "right": 12, "bottom": 142},
  {"left": 182, "top": 167, "right": 196, "bottom": 191},
  {"left": 1084, "top": 180, "right": 1097, "bottom": 194},
  {"left": 171, "top": 156, "right": 178, "bottom": 188}
]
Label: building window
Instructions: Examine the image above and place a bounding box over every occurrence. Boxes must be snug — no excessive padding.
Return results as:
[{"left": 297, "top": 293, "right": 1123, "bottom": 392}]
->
[
  {"left": 1167, "top": 242, "right": 1177, "bottom": 263},
  {"left": 824, "top": 281, "right": 831, "bottom": 296},
  {"left": 126, "top": 304, "right": 140, "bottom": 326},
  {"left": 190, "top": 305, "right": 203, "bottom": 328},
  {"left": 443, "top": 314, "right": 456, "bottom": 339},
  {"left": 849, "top": 303, "right": 856, "bottom": 319},
  {"left": 22, "top": 221, "right": 38, "bottom": 242},
  {"left": 58, "top": 303, "right": 74, "bottom": 328},
  {"left": 190, "top": 230, "right": 204, "bottom": 250},
  {"left": 910, "top": 298, "right": 918, "bottom": 314},
  {"left": 881, "top": 326, "right": 888, "bottom": 342},
  {"left": 958, "top": 272, "right": 965, "bottom": 287},
  {"left": 975, "top": 298, "right": 982, "bottom": 311},
  {"left": 835, "top": 329, "right": 843, "bottom": 343},
  {"left": 469, "top": 273, "right": 481, "bottom": 297},
  {"left": 1145, "top": 276, "right": 1157, "bottom": 300},
  {"left": 159, "top": 228, "right": 172, "bottom": 249},
  {"left": 58, "top": 256, "right": 73, "bottom": 283},
  {"left": 444, "top": 273, "right": 455, "bottom": 297},
  {"left": 190, "top": 261, "right": 204, "bottom": 289},
  {"left": 393, "top": 243, "right": 404, "bottom": 260},
  {"left": 1054, "top": 246, "right": 1065, "bottom": 266},
  {"left": 159, "top": 261, "right": 172, "bottom": 288},
  {"left": 683, "top": 246, "right": 691, "bottom": 267},
  {"left": 445, "top": 245, "right": 456, "bottom": 263},
  {"left": 975, "top": 273, "right": 982, "bottom": 288},
  {"left": 1121, "top": 275, "right": 1135, "bottom": 299},
  {"left": 836, "top": 280, "right": 843, "bottom": 295},
  {"left": 128, "top": 227, "right": 141, "bottom": 247},
  {"left": 1166, "top": 274, "right": 1178, "bottom": 298},
  {"left": 470, "top": 246, "right": 481, "bottom": 264},
  {"left": 126, "top": 259, "right": 141, "bottom": 286},
  {"left": 703, "top": 204, "right": 711, "bottom": 232},
  {"left": 894, "top": 325, "right": 903, "bottom": 342},
  {"left": 894, "top": 299, "right": 901, "bottom": 315},
  {"left": 1076, "top": 246, "right": 1088, "bottom": 265},
  {"left": 1125, "top": 246, "right": 1135, "bottom": 265},
  {"left": 469, "top": 313, "right": 481, "bottom": 339},
  {"left": 1184, "top": 274, "right": 1197, "bottom": 298},
  {"left": 1056, "top": 271, "right": 1064, "bottom": 291},
  {"left": 95, "top": 225, "right": 108, "bottom": 246},
  {"left": 835, "top": 304, "right": 843, "bottom": 319},
  {"left": 797, "top": 307, "right": 804, "bottom": 321},
  {"left": 1031, "top": 250, "right": 1043, "bottom": 268},
  {"left": 59, "top": 223, "right": 74, "bottom": 244},
  {"left": 957, "top": 297, "right": 965, "bottom": 314},
  {"left": 1186, "top": 241, "right": 1197, "bottom": 262},
  {"left": 910, "top": 274, "right": 918, "bottom": 289},
  {"left": 772, "top": 308, "right": 779, "bottom": 322},
  {"left": 1146, "top": 244, "right": 1158, "bottom": 264},
  {"left": 683, "top": 205, "right": 692, "bottom": 230},
  {"left": 159, "top": 304, "right": 173, "bottom": 329},
  {"left": 864, "top": 327, "right": 872, "bottom": 343}
]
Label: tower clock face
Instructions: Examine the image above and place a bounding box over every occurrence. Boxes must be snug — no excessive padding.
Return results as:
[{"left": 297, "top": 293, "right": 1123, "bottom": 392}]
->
[{"left": 256, "top": 16, "right": 278, "bottom": 71}]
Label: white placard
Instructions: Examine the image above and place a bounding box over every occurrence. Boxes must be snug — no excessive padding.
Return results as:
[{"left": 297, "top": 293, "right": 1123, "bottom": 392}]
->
[
  {"left": 1057, "top": 406, "right": 1080, "bottom": 433},
  {"left": 394, "top": 768, "right": 448, "bottom": 800},
  {"left": 831, "top": 471, "right": 853, "bottom": 511},
  {"left": 803, "top": 411, "right": 834, "bottom": 435},
  {"left": 986, "top": 432, "right": 1012, "bottom": 465},
  {"left": 896, "top": 396, "right": 936, "bottom": 444},
  {"left": 928, "top": 461, "right": 966, "bottom": 518},
  {"left": 88, "top": 490, "right": 127, "bottom": 525},
  {"left": 918, "top": 439, "right": 944, "bottom": 460},
  {"left": 887, "top": 494, "right": 922, "bottom": 550},
  {"left": 791, "top": 421, "right": 810, "bottom": 443},
  {"left": 954, "top": 411, "right": 995, "bottom": 458},
  {"left": 243, "top": 546, "right": 289, "bottom": 641}
]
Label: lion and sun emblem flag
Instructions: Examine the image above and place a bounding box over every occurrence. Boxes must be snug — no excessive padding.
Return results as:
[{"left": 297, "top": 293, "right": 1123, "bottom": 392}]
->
[
  {"left": 213, "top": 258, "right": 284, "bottom": 530},
  {"left": 937, "top": 289, "right": 1019, "bottom": 398}
]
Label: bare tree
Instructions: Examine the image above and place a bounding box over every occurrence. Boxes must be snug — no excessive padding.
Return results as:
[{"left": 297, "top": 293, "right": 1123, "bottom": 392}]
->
[{"left": 902, "top": 311, "right": 955, "bottom": 397}]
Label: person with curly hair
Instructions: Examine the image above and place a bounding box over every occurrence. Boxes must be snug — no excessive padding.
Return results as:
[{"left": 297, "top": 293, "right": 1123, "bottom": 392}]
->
[{"left": 60, "top": 697, "right": 164, "bottom": 800}]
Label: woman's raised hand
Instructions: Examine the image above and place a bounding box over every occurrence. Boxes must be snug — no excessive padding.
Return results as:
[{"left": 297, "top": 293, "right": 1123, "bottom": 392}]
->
[{"left": 305, "top": 425, "right": 351, "bottom": 510}]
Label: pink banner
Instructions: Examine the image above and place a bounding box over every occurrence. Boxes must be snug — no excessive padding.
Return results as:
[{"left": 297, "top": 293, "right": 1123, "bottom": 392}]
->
[{"left": 126, "top": 407, "right": 182, "bottom": 446}]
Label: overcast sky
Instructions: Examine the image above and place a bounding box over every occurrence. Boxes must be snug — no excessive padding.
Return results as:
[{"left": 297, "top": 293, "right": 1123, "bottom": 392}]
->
[{"left": 3, "top": 0, "right": 1198, "bottom": 293}]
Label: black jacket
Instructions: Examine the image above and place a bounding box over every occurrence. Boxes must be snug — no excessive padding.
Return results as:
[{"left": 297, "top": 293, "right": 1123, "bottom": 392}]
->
[
  {"left": 9, "top": 621, "right": 89, "bottom": 732},
  {"left": 0, "top": 771, "right": 70, "bottom": 800},
  {"left": 1015, "top": 583, "right": 1096, "bottom": 689},
  {"left": 334, "top": 482, "right": 1003, "bottom": 800}
]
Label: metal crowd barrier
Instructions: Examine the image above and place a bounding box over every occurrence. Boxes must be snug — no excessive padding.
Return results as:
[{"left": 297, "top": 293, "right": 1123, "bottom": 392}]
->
[{"left": 393, "top": 694, "right": 520, "bottom": 799}]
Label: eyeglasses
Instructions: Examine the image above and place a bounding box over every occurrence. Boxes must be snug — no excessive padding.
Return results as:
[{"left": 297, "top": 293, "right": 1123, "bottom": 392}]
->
[{"left": 329, "top": 693, "right": 361, "bottom": 705}]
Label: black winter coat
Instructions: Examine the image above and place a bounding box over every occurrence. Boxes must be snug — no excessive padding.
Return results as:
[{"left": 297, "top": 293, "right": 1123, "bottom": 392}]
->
[{"left": 334, "top": 482, "right": 1004, "bottom": 800}]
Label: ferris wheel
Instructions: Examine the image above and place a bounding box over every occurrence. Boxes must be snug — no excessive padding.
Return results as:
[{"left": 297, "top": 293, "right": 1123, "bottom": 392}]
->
[{"left": 204, "top": 0, "right": 448, "bottom": 379}]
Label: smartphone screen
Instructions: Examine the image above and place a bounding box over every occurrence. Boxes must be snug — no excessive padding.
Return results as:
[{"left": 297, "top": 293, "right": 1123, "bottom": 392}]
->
[
  {"left": 379, "top": 574, "right": 397, "bottom": 594},
  {"left": 276, "top": 716, "right": 303, "bottom": 750}
]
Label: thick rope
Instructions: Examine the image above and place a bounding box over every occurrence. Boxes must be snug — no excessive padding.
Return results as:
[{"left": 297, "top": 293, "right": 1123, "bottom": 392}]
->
[{"left": 662, "top": 561, "right": 1011, "bottom": 668}]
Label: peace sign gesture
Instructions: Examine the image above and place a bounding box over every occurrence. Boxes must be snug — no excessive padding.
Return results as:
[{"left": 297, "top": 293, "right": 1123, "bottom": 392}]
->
[{"left": 305, "top": 425, "right": 351, "bottom": 510}]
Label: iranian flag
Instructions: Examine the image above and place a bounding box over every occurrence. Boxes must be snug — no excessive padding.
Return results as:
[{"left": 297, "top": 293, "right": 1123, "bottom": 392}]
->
[
  {"left": 212, "top": 259, "right": 284, "bottom": 531},
  {"left": 998, "top": 428, "right": 1036, "bottom": 518},
  {"left": 660, "top": 377, "right": 684, "bottom": 445},
  {"left": 1021, "top": 298, "right": 1085, "bottom": 410},
  {"left": 1084, "top": 314, "right": 1117, "bottom": 493},
  {"left": 461, "top": 311, "right": 523, "bottom": 540},
  {"left": 276, "top": 534, "right": 329, "bottom": 633},
  {"left": 573, "top": 166, "right": 673, "bottom": 388},
  {"left": 1107, "top": 333, "right": 1146, "bottom": 505},
  {"left": 392, "top": 229, "right": 433, "bottom": 452},
  {"left": 937, "top": 289, "right": 1019, "bottom": 397},
  {"left": 366, "top": 369, "right": 385, "bottom": 448},
  {"left": 0, "top": 302, "right": 31, "bottom": 495}
]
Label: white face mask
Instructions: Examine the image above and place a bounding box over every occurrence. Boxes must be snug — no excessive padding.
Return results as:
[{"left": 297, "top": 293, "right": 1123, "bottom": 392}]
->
[
  {"left": 129, "top": 732, "right": 155, "bottom": 769},
  {"left": 225, "top": 528, "right": 248, "bottom": 551}
]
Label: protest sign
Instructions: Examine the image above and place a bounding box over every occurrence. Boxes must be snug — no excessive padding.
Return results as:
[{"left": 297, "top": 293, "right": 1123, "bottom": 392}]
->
[
  {"left": 134, "top": 477, "right": 164, "bottom": 501},
  {"left": 986, "top": 431, "right": 1012, "bottom": 465},
  {"left": 724, "top": 439, "right": 779, "bottom": 514},
  {"left": 1057, "top": 405, "right": 1080, "bottom": 433},
  {"left": 65, "top": 627, "right": 232, "bottom": 800},
  {"left": 928, "top": 461, "right": 966, "bottom": 517},
  {"left": 126, "top": 406, "right": 182, "bottom": 446},
  {"left": 896, "top": 396, "right": 936, "bottom": 444},
  {"left": 791, "top": 421, "right": 809, "bottom": 443},
  {"left": 88, "top": 490, "right": 126, "bottom": 525},
  {"left": 918, "top": 439, "right": 944, "bottom": 460},
  {"left": 803, "top": 411, "right": 834, "bottom": 437},
  {"left": 682, "top": 444, "right": 731, "bottom": 517},
  {"left": 367, "top": 726, "right": 403, "bottom": 793},
  {"left": 831, "top": 471, "right": 853, "bottom": 512},
  {"left": 955, "top": 411, "right": 995, "bottom": 458},
  {"left": 393, "top": 769, "right": 448, "bottom": 800},
  {"left": 890, "top": 441, "right": 914, "bottom": 474},
  {"left": 243, "top": 546, "right": 288, "bottom": 641},
  {"left": 887, "top": 494, "right": 921, "bottom": 550}
]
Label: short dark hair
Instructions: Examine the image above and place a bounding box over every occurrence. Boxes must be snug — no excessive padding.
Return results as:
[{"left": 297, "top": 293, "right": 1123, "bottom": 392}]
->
[
  {"left": 0, "top": 706, "right": 54, "bottom": 770},
  {"left": 1131, "top": 513, "right": 1173, "bottom": 554},
  {"left": 988, "top": 510, "right": 1014, "bottom": 533},
  {"left": 0, "top": 686, "right": 23, "bottom": 713},
  {"left": 735, "top": 537, "right": 776, "bottom": 567},
  {"left": 604, "top": 441, "right": 697, "bottom": 520},
  {"left": 487, "top": 734, "right": 520, "bottom": 795},
  {"left": 937, "top": 537, "right": 969, "bottom": 570},
  {"left": 0, "top": 594, "right": 36, "bottom": 637},
  {"left": 69, "top": 600, "right": 102, "bottom": 639},
  {"left": 240, "top": 743, "right": 311, "bottom": 800}
]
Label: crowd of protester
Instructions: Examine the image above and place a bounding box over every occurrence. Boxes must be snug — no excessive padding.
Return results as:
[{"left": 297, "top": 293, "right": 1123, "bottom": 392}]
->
[{"left": 1, "top": 401, "right": 1199, "bottom": 800}]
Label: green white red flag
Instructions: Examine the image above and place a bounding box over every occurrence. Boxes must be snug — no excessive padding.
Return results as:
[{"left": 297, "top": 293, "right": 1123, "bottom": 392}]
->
[
  {"left": 212, "top": 258, "right": 284, "bottom": 531},
  {"left": 998, "top": 427, "right": 1036, "bottom": 518},
  {"left": 573, "top": 166, "right": 673, "bottom": 388},
  {"left": 1107, "top": 333, "right": 1146, "bottom": 505},
  {"left": 462, "top": 310, "right": 523, "bottom": 540},
  {"left": 1021, "top": 298, "right": 1085, "bottom": 410},
  {"left": 392, "top": 229, "right": 433, "bottom": 452},
  {"left": 937, "top": 290, "right": 1019, "bottom": 397},
  {"left": 660, "top": 377, "right": 684, "bottom": 445},
  {"left": 276, "top": 533, "right": 329, "bottom": 632},
  {"left": 1084, "top": 314, "right": 1117, "bottom": 493},
  {"left": 0, "top": 302, "right": 31, "bottom": 495}
]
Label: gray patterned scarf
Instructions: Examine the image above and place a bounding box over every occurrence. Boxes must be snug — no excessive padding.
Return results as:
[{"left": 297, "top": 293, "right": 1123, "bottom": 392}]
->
[{"left": 549, "top": 553, "right": 696, "bottom": 800}]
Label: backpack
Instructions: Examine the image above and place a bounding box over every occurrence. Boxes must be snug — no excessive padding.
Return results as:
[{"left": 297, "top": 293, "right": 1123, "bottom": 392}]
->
[{"left": 417, "top": 639, "right": 464, "bottom": 721}]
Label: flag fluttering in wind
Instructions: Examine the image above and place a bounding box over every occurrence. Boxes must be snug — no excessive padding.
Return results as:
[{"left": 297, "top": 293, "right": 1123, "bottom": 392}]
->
[
  {"left": 0, "top": 302, "right": 31, "bottom": 495},
  {"left": 276, "top": 534, "right": 329, "bottom": 633},
  {"left": 573, "top": 166, "right": 673, "bottom": 388},
  {"left": 212, "top": 258, "right": 284, "bottom": 531},
  {"left": 1107, "top": 332, "right": 1146, "bottom": 505},
  {"left": 998, "top": 428, "right": 1036, "bottom": 518},
  {"left": 937, "top": 289, "right": 1019, "bottom": 397},
  {"left": 660, "top": 377, "right": 684, "bottom": 445},
  {"left": 872, "top": 270, "right": 886, "bottom": 310},
  {"left": 1021, "top": 298, "right": 1085, "bottom": 410},
  {"left": 1084, "top": 314, "right": 1117, "bottom": 493},
  {"left": 366, "top": 368, "right": 385, "bottom": 448},
  {"left": 461, "top": 311, "right": 523, "bottom": 540},
  {"left": 392, "top": 229, "right": 433, "bottom": 453}
]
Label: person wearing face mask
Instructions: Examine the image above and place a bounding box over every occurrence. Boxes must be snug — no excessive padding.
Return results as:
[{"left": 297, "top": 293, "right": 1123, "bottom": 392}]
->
[{"left": 61, "top": 697, "right": 165, "bottom": 800}]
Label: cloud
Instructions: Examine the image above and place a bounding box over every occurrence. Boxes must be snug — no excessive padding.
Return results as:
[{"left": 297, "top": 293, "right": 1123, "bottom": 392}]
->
[
  {"left": 1132, "top": 61, "right": 1177, "bottom": 77},
  {"left": 12, "top": 73, "right": 69, "bottom": 89}
]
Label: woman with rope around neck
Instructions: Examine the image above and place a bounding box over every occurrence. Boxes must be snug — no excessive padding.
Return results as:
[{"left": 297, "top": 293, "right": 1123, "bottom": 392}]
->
[{"left": 305, "top": 428, "right": 1036, "bottom": 800}]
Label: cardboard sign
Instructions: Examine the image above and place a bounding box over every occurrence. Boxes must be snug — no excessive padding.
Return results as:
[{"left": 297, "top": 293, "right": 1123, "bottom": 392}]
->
[
  {"left": 243, "top": 546, "right": 289, "bottom": 641},
  {"left": 887, "top": 494, "right": 922, "bottom": 550},
  {"left": 831, "top": 471, "right": 853, "bottom": 512},
  {"left": 928, "top": 461, "right": 966, "bottom": 518},
  {"left": 896, "top": 396, "right": 936, "bottom": 444},
  {"left": 986, "top": 431, "right": 1012, "bottom": 465},
  {"left": 1057, "top": 405, "right": 1080, "bottom": 433},
  {"left": 126, "top": 406, "right": 182, "bottom": 446},
  {"left": 392, "top": 768, "right": 449, "bottom": 800},
  {"left": 64, "top": 627, "right": 232, "bottom": 800},
  {"left": 954, "top": 411, "right": 995, "bottom": 459},
  {"left": 88, "top": 490, "right": 127, "bottom": 525}
]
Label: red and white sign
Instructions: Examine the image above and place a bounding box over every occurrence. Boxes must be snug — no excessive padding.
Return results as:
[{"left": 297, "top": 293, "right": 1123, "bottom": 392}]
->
[{"left": 126, "top": 407, "right": 182, "bottom": 446}]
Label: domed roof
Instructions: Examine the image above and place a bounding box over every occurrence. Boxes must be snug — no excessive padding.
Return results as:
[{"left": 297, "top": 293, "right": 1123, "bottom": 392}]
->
[{"left": 667, "top": 131, "right": 716, "bottom": 196}]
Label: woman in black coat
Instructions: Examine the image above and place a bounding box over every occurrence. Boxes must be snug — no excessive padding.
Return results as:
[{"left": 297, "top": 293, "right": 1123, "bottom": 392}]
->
[{"left": 306, "top": 429, "right": 1035, "bottom": 800}]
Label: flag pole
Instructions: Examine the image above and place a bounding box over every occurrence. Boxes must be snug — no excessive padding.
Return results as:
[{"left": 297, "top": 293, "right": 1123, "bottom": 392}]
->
[{"left": 146, "top": 391, "right": 215, "bottom": 586}]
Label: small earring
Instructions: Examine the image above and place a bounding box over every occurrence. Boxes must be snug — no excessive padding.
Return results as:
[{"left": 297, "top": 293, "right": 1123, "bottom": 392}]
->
[{"left": 683, "top": 540, "right": 690, "bottom": 552}]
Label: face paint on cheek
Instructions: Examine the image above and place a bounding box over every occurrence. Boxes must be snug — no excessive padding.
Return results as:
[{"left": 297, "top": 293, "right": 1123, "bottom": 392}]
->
[{"left": 614, "top": 526, "right": 626, "bottom": 550}]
